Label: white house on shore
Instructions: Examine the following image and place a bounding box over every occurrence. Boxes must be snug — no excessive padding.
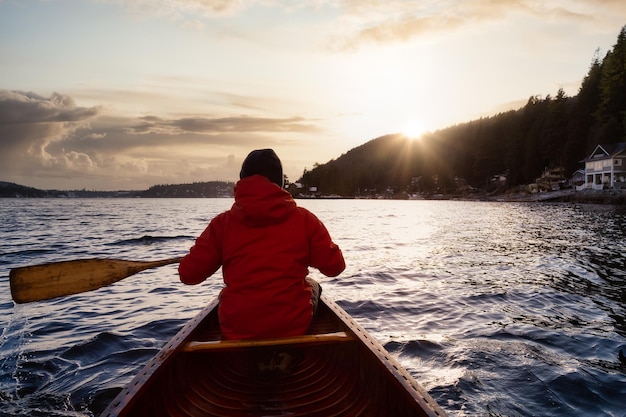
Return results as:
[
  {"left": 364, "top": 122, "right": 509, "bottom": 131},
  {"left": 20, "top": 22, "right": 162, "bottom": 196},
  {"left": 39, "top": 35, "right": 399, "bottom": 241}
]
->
[{"left": 580, "top": 142, "right": 626, "bottom": 190}]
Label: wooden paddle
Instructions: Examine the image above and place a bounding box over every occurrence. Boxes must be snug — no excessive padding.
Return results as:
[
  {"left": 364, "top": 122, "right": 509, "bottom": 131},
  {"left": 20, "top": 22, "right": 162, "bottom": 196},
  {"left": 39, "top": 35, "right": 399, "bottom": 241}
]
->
[{"left": 10, "top": 257, "right": 182, "bottom": 304}]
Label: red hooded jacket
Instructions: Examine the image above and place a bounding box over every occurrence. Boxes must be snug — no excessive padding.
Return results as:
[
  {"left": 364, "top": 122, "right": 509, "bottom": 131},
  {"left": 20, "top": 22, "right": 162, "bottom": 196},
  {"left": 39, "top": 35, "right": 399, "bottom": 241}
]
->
[{"left": 178, "top": 175, "right": 345, "bottom": 339}]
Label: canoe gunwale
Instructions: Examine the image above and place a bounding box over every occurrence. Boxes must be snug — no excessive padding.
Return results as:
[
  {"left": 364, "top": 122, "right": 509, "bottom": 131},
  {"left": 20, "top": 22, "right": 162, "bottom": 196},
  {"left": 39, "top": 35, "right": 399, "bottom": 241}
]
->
[
  {"left": 102, "top": 298, "right": 220, "bottom": 416},
  {"left": 321, "top": 295, "right": 447, "bottom": 417}
]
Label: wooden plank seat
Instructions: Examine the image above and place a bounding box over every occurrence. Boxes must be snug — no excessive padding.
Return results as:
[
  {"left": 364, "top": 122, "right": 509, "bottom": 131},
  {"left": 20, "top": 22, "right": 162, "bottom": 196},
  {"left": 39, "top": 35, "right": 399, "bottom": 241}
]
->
[{"left": 182, "top": 331, "right": 354, "bottom": 352}]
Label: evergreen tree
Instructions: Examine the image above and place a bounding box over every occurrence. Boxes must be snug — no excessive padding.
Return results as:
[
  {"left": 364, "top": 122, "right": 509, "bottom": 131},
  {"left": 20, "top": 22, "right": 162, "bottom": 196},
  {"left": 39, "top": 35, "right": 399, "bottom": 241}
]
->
[
  {"left": 597, "top": 26, "right": 626, "bottom": 142},
  {"left": 571, "top": 52, "right": 603, "bottom": 157}
]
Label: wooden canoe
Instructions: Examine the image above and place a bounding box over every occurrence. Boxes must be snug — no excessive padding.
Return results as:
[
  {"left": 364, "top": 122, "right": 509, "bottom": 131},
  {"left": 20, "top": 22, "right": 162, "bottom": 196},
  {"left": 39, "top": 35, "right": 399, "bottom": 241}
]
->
[{"left": 101, "top": 295, "right": 448, "bottom": 417}]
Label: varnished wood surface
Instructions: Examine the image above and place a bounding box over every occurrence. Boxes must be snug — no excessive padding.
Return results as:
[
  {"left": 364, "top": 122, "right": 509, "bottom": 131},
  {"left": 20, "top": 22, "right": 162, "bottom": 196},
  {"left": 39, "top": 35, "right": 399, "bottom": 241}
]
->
[{"left": 101, "top": 295, "right": 447, "bottom": 417}]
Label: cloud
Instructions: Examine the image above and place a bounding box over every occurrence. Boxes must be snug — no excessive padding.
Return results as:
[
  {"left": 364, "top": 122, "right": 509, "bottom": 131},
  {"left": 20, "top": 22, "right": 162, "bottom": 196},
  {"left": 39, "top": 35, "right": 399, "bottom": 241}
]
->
[
  {"left": 0, "top": 89, "right": 323, "bottom": 189},
  {"left": 101, "top": 0, "right": 626, "bottom": 52},
  {"left": 115, "top": 0, "right": 248, "bottom": 18},
  {"left": 0, "top": 90, "right": 100, "bottom": 174},
  {"left": 0, "top": 90, "right": 98, "bottom": 124},
  {"left": 104, "top": 0, "right": 626, "bottom": 46},
  {"left": 328, "top": 0, "right": 626, "bottom": 50},
  {"left": 129, "top": 115, "right": 321, "bottom": 134}
]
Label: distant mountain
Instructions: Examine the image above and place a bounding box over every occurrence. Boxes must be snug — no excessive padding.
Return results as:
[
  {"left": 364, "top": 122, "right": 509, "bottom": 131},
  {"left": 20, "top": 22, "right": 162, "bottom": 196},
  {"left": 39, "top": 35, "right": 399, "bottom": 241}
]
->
[
  {"left": 0, "top": 181, "right": 235, "bottom": 198},
  {"left": 0, "top": 182, "right": 143, "bottom": 198},
  {"left": 0, "top": 182, "right": 49, "bottom": 198},
  {"left": 298, "top": 134, "right": 422, "bottom": 198},
  {"left": 142, "top": 182, "right": 234, "bottom": 198}
]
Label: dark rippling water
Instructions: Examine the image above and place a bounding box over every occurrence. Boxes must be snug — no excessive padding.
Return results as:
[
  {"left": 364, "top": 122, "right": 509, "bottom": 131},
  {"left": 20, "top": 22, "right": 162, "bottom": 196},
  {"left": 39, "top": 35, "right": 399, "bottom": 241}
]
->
[{"left": 1, "top": 198, "right": 625, "bottom": 416}]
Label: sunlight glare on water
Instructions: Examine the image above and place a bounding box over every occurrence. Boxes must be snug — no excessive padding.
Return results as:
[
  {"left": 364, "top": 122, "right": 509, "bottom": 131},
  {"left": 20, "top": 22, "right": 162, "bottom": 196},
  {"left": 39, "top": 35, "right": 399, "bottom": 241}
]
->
[{"left": 1, "top": 198, "right": 625, "bottom": 416}]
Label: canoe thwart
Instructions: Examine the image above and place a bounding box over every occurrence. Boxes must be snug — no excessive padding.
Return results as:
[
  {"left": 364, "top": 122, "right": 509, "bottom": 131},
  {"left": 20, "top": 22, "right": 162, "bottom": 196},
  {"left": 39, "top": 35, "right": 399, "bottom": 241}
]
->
[{"left": 182, "top": 331, "right": 354, "bottom": 352}]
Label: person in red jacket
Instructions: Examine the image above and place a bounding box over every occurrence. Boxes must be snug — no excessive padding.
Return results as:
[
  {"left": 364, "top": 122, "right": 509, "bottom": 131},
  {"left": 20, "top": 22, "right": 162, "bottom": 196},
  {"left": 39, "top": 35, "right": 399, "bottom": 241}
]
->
[{"left": 179, "top": 149, "right": 345, "bottom": 340}]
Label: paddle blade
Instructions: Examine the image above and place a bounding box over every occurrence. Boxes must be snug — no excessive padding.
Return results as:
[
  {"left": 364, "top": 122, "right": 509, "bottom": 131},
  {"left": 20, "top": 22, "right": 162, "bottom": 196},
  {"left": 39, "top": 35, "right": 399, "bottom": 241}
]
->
[{"left": 10, "top": 257, "right": 182, "bottom": 304}]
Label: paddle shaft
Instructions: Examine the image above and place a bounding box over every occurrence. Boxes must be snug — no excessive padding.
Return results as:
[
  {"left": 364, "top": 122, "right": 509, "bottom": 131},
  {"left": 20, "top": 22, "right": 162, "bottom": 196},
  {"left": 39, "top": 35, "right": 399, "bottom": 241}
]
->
[{"left": 10, "top": 257, "right": 182, "bottom": 304}]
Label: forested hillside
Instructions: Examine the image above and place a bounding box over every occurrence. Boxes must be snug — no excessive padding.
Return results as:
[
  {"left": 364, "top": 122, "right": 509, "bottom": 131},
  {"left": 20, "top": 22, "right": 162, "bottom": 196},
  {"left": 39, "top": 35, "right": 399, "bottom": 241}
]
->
[
  {"left": 142, "top": 182, "right": 234, "bottom": 197},
  {"left": 298, "top": 26, "right": 626, "bottom": 197},
  {"left": 0, "top": 181, "right": 234, "bottom": 198}
]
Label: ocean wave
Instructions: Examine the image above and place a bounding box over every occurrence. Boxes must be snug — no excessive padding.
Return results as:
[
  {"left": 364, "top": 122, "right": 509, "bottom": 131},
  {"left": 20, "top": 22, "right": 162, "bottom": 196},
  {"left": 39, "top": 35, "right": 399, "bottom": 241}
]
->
[{"left": 107, "top": 235, "right": 192, "bottom": 246}]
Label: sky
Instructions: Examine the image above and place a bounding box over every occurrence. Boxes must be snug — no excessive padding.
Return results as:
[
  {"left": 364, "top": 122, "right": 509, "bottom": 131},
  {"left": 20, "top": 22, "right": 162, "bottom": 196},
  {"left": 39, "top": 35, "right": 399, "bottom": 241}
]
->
[{"left": 1, "top": 0, "right": 625, "bottom": 191}]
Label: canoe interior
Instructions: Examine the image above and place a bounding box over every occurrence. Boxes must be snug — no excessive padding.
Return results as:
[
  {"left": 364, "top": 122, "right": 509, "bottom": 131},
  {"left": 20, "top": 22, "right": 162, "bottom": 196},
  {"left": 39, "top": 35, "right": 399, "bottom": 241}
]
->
[{"left": 104, "top": 296, "right": 446, "bottom": 417}]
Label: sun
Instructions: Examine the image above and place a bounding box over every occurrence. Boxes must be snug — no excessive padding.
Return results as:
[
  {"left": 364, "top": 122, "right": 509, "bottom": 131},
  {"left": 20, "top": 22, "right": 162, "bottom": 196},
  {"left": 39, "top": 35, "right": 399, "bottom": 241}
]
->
[{"left": 400, "top": 119, "right": 427, "bottom": 139}]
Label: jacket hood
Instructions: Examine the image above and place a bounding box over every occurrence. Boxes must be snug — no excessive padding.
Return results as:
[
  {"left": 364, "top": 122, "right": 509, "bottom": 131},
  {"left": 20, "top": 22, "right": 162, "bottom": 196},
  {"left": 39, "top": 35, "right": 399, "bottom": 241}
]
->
[{"left": 232, "top": 175, "right": 296, "bottom": 227}]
